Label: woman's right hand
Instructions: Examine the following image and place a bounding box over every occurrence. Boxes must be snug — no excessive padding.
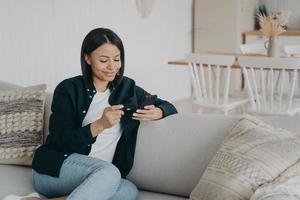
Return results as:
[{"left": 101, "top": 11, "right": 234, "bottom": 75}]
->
[
  {"left": 99, "top": 105, "right": 124, "bottom": 129},
  {"left": 91, "top": 105, "right": 124, "bottom": 137}
]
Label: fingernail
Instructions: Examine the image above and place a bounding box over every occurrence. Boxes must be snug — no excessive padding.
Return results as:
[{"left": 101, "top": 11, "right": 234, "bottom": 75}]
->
[
  {"left": 133, "top": 113, "right": 137, "bottom": 116},
  {"left": 136, "top": 110, "right": 141, "bottom": 113}
]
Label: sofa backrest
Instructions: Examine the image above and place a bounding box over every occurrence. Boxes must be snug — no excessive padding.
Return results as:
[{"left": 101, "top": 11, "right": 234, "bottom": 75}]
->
[
  {"left": 0, "top": 81, "right": 20, "bottom": 90},
  {"left": 127, "top": 114, "right": 300, "bottom": 197}
]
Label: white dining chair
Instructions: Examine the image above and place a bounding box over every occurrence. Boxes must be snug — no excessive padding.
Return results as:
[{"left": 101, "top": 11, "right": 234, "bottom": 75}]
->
[
  {"left": 283, "top": 45, "right": 300, "bottom": 96},
  {"left": 239, "top": 56, "right": 300, "bottom": 116},
  {"left": 240, "top": 44, "right": 267, "bottom": 55},
  {"left": 239, "top": 44, "right": 267, "bottom": 90},
  {"left": 185, "top": 53, "right": 249, "bottom": 115}
]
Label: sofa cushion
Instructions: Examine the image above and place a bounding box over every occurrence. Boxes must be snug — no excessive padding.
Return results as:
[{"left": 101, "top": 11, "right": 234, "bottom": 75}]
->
[
  {"left": 190, "top": 115, "right": 300, "bottom": 200},
  {"left": 0, "top": 84, "right": 46, "bottom": 166},
  {"left": 139, "top": 191, "right": 187, "bottom": 200},
  {"left": 0, "top": 165, "right": 35, "bottom": 199},
  {"left": 251, "top": 160, "right": 300, "bottom": 200}
]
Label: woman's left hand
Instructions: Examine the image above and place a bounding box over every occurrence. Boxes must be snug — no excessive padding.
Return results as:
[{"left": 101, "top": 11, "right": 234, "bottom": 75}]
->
[{"left": 132, "top": 105, "right": 163, "bottom": 121}]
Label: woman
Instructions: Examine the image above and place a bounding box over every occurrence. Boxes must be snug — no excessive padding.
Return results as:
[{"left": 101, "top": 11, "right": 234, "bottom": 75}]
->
[{"left": 28, "top": 28, "right": 177, "bottom": 200}]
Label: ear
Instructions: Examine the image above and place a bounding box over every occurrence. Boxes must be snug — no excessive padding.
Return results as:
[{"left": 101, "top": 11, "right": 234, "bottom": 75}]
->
[{"left": 84, "top": 54, "right": 91, "bottom": 65}]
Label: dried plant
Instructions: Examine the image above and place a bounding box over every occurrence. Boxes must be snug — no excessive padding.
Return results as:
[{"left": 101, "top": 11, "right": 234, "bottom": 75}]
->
[
  {"left": 271, "top": 10, "right": 290, "bottom": 27},
  {"left": 257, "top": 13, "right": 286, "bottom": 37}
]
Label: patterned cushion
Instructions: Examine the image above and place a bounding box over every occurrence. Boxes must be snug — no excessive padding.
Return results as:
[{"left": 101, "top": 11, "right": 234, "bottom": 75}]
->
[
  {"left": 190, "top": 115, "right": 300, "bottom": 200},
  {"left": 251, "top": 160, "right": 300, "bottom": 200},
  {"left": 0, "top": 84, "right": 46, "bottom": 166}
]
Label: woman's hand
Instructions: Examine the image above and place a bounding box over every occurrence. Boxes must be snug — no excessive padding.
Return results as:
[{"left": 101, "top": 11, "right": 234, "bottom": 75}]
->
[
  {"left": 132, "top": 105, "right": 163, "bottom": 121},
  {"left": 99, "top": 105, "right": 124, "bottom": 128},
  {"left": 91, "top": 105, "right": 124, "bottom": 137}
]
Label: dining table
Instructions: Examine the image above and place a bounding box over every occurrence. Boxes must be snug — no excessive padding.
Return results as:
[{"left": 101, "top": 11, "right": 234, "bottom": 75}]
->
[{"left": 167, "top": 51, "right": 267, "bottom": 68}]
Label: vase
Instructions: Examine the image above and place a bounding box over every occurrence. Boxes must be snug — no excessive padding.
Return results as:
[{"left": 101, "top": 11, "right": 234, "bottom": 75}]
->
[{"left": 264, "top": 36, "right": 280, "bottom": 57}]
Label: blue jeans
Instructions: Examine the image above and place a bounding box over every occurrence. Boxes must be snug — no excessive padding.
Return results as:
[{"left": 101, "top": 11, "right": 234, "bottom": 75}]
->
[{"left": 33, "top": 153, "right": 138, "bottom": 200}]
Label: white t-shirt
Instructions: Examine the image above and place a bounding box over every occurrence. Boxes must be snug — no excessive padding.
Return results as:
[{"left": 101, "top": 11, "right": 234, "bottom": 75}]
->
[{"left": 82, "top": 89, "right": 122, "bottom": 162}]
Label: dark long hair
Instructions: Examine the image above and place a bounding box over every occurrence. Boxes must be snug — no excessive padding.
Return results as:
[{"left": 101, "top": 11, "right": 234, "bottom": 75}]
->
[{"left": 80, "top": 28, "right": 125, "bottom": 85}]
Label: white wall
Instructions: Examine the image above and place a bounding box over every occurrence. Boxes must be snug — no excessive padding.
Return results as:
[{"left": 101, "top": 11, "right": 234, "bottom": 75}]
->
[
  {"left": 238, "top": 0, "right": 260, "bottom": 42},
  {"left": 0, "top": 0, "right": 192, "bottom": 102}
]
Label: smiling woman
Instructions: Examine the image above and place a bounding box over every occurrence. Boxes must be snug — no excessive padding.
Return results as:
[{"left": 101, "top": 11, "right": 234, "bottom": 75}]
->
[{"left": 17, "top": 27, "right": 178, "bottom": 200}]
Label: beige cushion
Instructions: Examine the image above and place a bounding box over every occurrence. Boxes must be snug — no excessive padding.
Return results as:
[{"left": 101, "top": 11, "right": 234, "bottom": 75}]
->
[
  {"left": 251, "top": 161, "right": 300, "bottom": 200},
  {"left": 0, "top": 84, "right": 46, "bottom": 166},
  {"left": 190, "top": 115, "right": 300, "bottom": 200}
]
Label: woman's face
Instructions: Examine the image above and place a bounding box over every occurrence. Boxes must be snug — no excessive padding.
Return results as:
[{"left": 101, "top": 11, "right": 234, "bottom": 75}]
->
[{"left": 85, "top": 43, "right": 121, "bottom": 84}]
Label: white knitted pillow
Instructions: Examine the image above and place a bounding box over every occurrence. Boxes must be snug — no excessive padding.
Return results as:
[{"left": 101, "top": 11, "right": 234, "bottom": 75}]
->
[
  {"left": 190, "top": 116, "right": 300, "bottom": 200},
  {"left": 0, "top": 84, "right": 46, "bottom": 166},
  {"left": 250, "top": 160, "right": 300, "bottom": 200}
]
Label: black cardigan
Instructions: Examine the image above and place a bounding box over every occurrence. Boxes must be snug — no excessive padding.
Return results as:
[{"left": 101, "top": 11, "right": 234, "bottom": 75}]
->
[{"left": 32, "top": 75, "right": 177, "bottom": 178}]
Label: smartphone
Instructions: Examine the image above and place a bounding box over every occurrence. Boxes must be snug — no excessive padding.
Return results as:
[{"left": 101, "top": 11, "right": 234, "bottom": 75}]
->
[
  {"left": 139, "top": 95, "right": 157, "bottom": 109},
  {"left": 122, "top": 104, "right": 137, "bottom": 116}
]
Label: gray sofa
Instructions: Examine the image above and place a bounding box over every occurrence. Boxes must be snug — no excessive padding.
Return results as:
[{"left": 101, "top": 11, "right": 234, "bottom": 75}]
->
[{"left": 1, "top": 80, "right": 300, "bottom": 200}]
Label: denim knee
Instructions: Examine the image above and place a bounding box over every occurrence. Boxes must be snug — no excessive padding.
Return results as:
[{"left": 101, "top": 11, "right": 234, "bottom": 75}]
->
[
  {"left": 67, "top": 162, "right": 122, "bottom": 200},
  {"left": 91, "top": 162, "right": 121, "bottom": 189},
  {"left": 122, "top": 180, "right": 139, "bottom": 200},
  {"left": 110, "top": 179, "right": 139, "bottom": 200}
]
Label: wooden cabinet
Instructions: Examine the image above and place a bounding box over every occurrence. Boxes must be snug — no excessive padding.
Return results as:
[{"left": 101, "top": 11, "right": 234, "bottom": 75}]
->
[{"left": 194, "top": 0, "right": 259, "bottom": 53}]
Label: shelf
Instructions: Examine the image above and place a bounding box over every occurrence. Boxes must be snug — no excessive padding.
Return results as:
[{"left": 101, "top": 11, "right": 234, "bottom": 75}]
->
[
  {"left": 242, "top": 30, "right": 300, "bottom": 44},
  {"left": 243, "top": 30, "right": 300, "bottom": 36}
]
